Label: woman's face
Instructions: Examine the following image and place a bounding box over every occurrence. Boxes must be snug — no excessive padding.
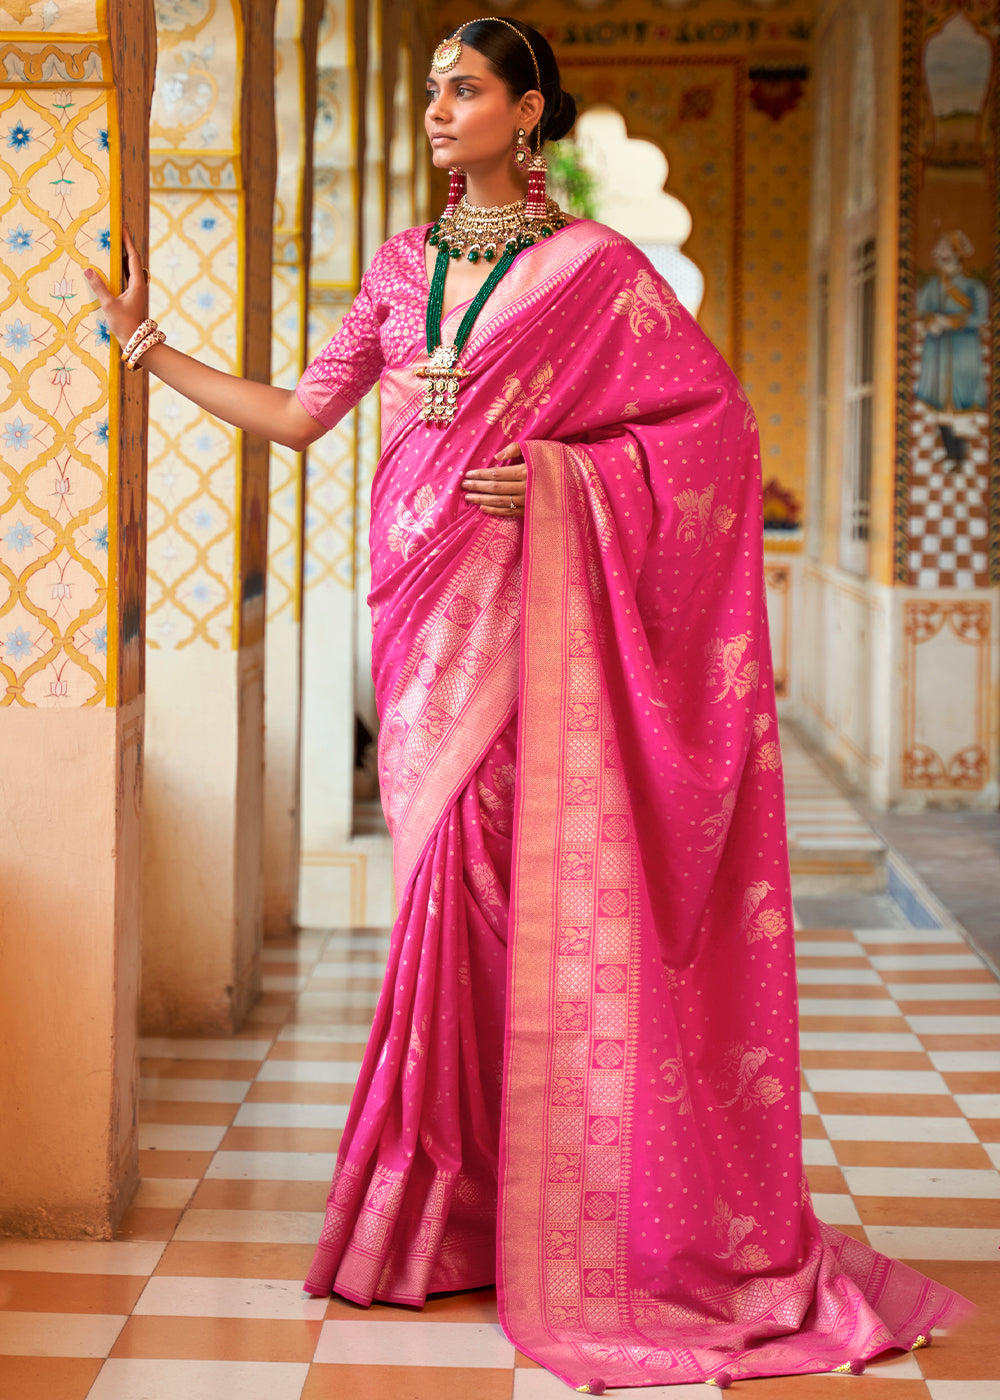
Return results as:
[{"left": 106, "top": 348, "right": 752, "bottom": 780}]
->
[{"left": 424, "top": 44, "right": 532, "bottom": 173}]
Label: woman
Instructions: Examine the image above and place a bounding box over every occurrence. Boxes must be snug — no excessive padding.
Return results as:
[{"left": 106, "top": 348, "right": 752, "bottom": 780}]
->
[{"left": 89, "top": 17, "right": 971, "bottom": 1392}]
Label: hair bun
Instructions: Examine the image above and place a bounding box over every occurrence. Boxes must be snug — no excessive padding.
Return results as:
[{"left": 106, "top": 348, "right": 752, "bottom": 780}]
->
[{"left": 544, "top": 88, "right": 577, "bottom": 144}]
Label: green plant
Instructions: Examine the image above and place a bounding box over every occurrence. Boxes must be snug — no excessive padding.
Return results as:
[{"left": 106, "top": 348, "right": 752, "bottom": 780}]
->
[{"left": 547, "top": 140, "right": 599, "bottom": 221}]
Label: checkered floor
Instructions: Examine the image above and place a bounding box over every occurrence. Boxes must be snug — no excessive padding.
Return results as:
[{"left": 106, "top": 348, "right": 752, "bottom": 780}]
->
[
  {"left": 905, "top": 327, "right": 990, "bottom": 590},
  {"left": 1, "top": 762, "right": 999, "bottom": 1397}
]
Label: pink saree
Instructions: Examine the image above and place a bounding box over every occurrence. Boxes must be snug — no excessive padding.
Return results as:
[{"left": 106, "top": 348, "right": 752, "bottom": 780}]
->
[{"left": 296, "top": 220, "right": 971, "bottom": 1387}]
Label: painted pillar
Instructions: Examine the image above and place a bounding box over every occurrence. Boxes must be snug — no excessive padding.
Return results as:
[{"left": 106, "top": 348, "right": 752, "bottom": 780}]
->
[
  {"left": 0, "top": 0, "right": 154, "bottom": 1234},
  {"left": 142, "top": 0, "right": 276, "bottom": 1033},
  {"left": 298, "top": 0, "right": 367, "bottom": 893},
  {"left": 263, "top": 0, "right": 321, "bottom": 936}
]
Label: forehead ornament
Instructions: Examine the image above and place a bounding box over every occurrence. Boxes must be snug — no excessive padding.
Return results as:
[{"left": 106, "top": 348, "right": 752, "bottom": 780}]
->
[
  {"left": 431, "top": 17, "right": 543, "bottom": 94},
  {"left": 432, "top": 35, "right": 462, "bottom": 72}
]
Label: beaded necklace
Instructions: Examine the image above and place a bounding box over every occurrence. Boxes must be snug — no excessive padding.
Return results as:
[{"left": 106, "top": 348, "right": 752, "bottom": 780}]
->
[{"left": 416, "top": 196, "right": 568, "bottom": 426}]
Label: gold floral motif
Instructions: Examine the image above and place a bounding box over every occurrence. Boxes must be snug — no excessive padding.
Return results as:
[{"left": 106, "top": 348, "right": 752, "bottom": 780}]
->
[
  {"left": 387, "top": 484, "right": 437, "bottom": 561},
  {"left": 712, "top": 1197, "right": 770, "bottom": 1267},
  {"left": 715, "top": 1042, "right": 785, "bottom": 1109},
  {"left": 699, "top": 790, "right": 736, "bottom": 853},
  {"left": 740, "top": 880, "right": 787, "bottom": 944},
  {"left": 706, "top": 632, "right": 759, "bottom": 703},
  {"left": 674, "top": 482, "right": 737, "bottom": 551},
  {"left": 735, "top": 381, "right": 758, "bottom": 432},
  {"left": 485, "top": 360, "right": 553, "bottom": 437},
  {"left": 612, "top": 267, "right": 678, "bottom": 337},
  {"left": 657, "top": 1056, "right": 692, "bottom": 1115}
]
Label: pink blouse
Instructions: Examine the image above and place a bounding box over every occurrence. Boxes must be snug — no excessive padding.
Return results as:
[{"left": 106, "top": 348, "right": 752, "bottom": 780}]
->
[{"left": 296, "top": 226, "right": 432, "bottom": 428}]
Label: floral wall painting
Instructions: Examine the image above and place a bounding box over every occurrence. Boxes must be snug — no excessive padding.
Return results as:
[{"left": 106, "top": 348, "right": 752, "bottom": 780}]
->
[
  {"left": 901, "top": 2, "right": 996, "bottom": 590},
  {"left": 0, "top": 83, "right": 114, "bottom": 706}
]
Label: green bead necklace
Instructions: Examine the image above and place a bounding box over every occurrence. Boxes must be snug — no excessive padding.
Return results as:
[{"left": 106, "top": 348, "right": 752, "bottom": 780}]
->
[{"left": 416, "top": 198, "right": 568, "bottom": 426}]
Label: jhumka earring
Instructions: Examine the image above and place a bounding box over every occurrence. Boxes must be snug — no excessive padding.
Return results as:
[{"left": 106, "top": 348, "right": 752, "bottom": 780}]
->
[
  {"left": 443, "top": 167, "right": 466, "bottom": 217},
  {"left": 512, "top": 126, "right": 531, "bottom": 170}
]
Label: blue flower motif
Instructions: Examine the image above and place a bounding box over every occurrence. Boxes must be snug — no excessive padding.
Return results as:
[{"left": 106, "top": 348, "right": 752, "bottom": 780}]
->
[
  {"left": 3, "top": 318, "right": 31, "bottom": 351},
  {"left": 4, "top": 519, "right": 34, "bottom": 553},
  {"left": 92, "top": 524, "right": 109, "bottom": 552},
  {"left": 193, "top": 509, "right": 213, "bottom": 529},
  {"left": 7, "top": 121, "right": 31, "bottom": 150},
  {"left": 94, "top": 419, "right": 109, "bottom": 445},
  {"left": 93, "top": 624, "right": 107, "bottom": 655},
  {"left": 200, "top": 216, "right": 217, "bottom": 231},
  {"left": 97, "top": 128, "right": 109, "bottom": 151},
  {"left": 97, "top": 227, "right": 111, "bottom": 252},
  {"left": 96, "top": 319, "right": 110, "bottom": 346},
  {"left": 191, "top": 582, "right": 211, "bottom": 603},
  {"left": 194, "top": 432, "right": 214, "bottom": 453},
  {"left": 5, "top": 625, "right": 33, "bottom": 661},
  {"left": 2, "top": 417, "right": 33, "bottom": 451},
  {"left": 5, "top": 224, "right": 33, "bottom": 254},
  {"left": 195, "top": 291, "right": 215, "bottom": 310}
]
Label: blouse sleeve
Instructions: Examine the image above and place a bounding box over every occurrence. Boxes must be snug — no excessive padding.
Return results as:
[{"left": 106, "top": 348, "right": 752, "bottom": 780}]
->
[{"left": 295, "top": 265, "right": 386, "bottom": 429}]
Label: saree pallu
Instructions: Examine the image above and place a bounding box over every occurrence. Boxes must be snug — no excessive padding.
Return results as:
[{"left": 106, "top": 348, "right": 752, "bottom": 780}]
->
[{"left": 304, "top": 221, "right": 971, "bottom": 1386}]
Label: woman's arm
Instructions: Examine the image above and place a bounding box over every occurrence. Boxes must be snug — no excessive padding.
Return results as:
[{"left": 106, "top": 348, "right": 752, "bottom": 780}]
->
[{"left": 85, "top": 226, "right": 325, "bottom": 452}]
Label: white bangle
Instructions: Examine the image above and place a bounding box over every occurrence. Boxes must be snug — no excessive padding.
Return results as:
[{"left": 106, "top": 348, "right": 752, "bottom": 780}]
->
[
  {"left": 121, "top": 318, "right": 156, "bottom": 361},
  {"left": 125, "top": 327, "right": 166, "bottom": 371}
]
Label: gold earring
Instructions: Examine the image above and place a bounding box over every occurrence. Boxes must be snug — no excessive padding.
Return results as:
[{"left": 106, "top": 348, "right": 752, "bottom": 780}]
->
[{"left": 512, "top": 126, "right": 531, "bottom": 169}]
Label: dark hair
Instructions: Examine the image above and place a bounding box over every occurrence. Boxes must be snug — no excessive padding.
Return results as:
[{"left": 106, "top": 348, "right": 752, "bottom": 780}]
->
[{"left": 460, "top": 18, "right": 577, "bottom": 144}]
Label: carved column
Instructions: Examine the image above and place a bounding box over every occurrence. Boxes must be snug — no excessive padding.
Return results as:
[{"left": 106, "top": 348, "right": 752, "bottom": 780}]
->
[{"left": 0, "top": 0, "right": 154, "bottom": 1234}]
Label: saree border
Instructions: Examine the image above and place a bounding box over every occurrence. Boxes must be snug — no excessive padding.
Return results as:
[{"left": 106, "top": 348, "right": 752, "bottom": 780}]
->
[{"left": 499, "top": 440, "right": 642, "bottom": 1389}]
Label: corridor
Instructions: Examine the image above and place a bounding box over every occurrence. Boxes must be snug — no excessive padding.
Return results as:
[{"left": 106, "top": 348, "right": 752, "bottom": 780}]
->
[{"left": 0, "top": 733, "right": 998, "bottom": 1399}]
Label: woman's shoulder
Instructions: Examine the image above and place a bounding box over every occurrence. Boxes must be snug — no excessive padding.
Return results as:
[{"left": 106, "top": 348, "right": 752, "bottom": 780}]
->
[
  {"left": 551, "top": 217, "right": 643, "bottom": 269},
  {"left": 363, "top": 224, "right": 432, "bottom": 286}
]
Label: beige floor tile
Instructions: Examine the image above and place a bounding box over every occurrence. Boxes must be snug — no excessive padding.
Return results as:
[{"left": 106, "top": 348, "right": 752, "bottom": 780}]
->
[
  {"left": 86, "top": 1358, "right": 309, "bottom": 1400},
  {"left": 0, "top": 1310, "right": 127, "bottom": 1357}
]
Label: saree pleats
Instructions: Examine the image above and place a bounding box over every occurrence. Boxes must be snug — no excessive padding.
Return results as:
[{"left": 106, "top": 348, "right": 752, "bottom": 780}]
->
[{"left": 305, "top": 727, "right": 514, "bottom": 1305}]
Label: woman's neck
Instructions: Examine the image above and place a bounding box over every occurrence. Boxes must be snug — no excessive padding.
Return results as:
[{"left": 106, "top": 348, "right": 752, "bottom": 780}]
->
[{"left": 463, "top": 166, "right": 529, "bottom": 209}]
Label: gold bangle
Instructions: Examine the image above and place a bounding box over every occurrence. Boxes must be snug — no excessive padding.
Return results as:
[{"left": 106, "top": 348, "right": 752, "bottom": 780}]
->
[
  {"left": 126, "top": 328, "right": 166, "bottom": 371},
  {"left": 121, "top": 318, "right": 156, "bottom": 361}
]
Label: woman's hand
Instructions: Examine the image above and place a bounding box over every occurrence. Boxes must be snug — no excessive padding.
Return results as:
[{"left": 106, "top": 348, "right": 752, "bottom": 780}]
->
[
  {"left": 83, "top": 224, "right": 149, "bottom": 348},
  {"left": 462, "top": 442, "right": 527, "bottom": 518}
]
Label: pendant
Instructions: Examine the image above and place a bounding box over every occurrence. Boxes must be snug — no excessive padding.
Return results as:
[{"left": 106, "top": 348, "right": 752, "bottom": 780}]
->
[{"left": 415, "top": 343, "right": 469, "bottom": 425}]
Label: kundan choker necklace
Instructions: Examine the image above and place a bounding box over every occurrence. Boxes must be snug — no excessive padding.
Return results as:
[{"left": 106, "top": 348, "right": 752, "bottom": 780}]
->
[
  {"left": 417, "top": 194, "right": 569, "bottom": 426},
  {"left": 431, "top": 193, "right": 567, "bottom": 264}
]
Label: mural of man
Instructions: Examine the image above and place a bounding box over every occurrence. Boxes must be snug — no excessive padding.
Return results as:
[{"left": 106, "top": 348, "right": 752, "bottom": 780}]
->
[{"left": 915, "top": 228, "right": 989, "bottom": 470}]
